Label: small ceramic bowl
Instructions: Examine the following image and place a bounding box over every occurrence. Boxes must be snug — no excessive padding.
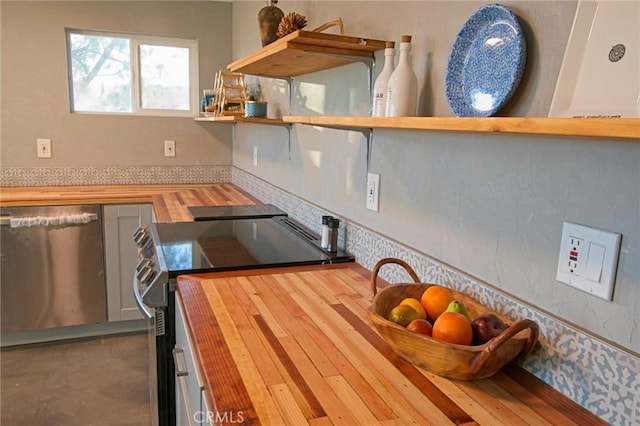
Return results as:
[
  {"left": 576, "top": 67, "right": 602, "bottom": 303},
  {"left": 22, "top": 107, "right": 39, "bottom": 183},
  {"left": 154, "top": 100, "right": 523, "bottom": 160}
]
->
[{"left": 245, "top": 101, "right": 267, "bottom": 118}]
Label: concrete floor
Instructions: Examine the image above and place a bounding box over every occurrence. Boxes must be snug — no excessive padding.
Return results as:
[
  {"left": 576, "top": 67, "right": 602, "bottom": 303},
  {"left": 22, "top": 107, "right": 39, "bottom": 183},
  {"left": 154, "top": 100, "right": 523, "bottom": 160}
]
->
[{"left": 1, "top": 332, "right": 150, "bottom": 426}]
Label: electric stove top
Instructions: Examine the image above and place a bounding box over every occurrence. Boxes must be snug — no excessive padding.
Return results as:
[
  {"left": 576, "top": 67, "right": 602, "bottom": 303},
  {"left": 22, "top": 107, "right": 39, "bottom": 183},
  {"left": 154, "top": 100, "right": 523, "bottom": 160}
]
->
[{"left": 151, "top": 216, "right": 352, "bottom": 277}]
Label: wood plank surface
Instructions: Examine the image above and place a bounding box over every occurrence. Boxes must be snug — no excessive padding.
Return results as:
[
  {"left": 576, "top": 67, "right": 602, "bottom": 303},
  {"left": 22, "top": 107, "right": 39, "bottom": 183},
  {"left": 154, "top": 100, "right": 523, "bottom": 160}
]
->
[
  {"left": 152, "top": 184, "right": 259, "bottom": 222},
  {"left": 177, "top": 264, "right": 606, "bottom": 425},
  {"left": 178, "top": 278, "right": 258, "bottom": 422},
  {"left": 283, "top": 116, "right": 640, "bottom": 140},
  {"left": 195, "top": 116, "right": 286, "bottom": 125},
  {"left": 227, "top": 30, "right": 386, "bottom": 77},
  {"left": 0, "top": 183, "right": 259, "bottom": 215}
]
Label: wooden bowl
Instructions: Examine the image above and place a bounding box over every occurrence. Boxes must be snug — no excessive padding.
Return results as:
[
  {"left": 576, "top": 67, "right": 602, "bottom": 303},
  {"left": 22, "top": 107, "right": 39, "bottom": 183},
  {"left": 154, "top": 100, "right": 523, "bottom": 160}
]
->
[{"left": 368, "top": 258, "right": 539, "bottom": 381}]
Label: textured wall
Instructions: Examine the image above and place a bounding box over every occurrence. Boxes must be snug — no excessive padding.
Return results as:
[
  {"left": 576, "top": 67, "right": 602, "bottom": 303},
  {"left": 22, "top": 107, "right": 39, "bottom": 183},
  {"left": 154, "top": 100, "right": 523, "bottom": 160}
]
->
[
  {"left": 233, "top": 167, "right": 639, "bottom": 425},
  {"left": 1, "top": 1, "right": 233, "bottom": 168},
  {"left": 231, "top": 1, "right": 640, "bottom": 354}
]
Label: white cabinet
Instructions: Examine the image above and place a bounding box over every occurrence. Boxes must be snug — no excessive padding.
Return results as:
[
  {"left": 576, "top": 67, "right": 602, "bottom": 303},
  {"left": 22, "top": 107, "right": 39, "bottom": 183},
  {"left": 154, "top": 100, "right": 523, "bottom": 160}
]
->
[
  {"left": 103, "top": 203, "right": 153, "bottom": 322},
  {"left": 201, "top": 390, "right": 212, "bottom": 426},
  {"left": 175, "top": 293, "right": 206, "bottom": 426}
]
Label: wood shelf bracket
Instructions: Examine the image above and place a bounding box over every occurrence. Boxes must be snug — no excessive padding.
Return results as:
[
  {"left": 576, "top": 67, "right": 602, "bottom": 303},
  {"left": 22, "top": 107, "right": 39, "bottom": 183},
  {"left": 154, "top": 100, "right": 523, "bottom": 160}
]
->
[{"left": 365, "top": 127, "right": 374, "bottom": 175}]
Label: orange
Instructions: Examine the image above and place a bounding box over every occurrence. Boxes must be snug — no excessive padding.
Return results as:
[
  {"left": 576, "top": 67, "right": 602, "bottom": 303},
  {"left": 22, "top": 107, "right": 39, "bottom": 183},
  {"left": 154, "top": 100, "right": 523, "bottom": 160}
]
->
[
  {"left": 432, "top": 311, "right": 473, "bottom": 346},
  {"left": 420, "top": 285, "right": 454, "bottom": 321},
  {"left": 399, "top": 298, "right": 427, "bottom": 320},
  {"left": 387, "top": 305, "right": 419, "bottom": 327}
]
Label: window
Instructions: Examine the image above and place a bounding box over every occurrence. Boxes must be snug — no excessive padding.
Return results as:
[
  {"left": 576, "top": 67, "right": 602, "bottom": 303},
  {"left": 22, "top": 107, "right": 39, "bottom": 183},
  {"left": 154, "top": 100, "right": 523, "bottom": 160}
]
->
[{"left": 66, "top": 29, "right": 198, "bottom": 117}]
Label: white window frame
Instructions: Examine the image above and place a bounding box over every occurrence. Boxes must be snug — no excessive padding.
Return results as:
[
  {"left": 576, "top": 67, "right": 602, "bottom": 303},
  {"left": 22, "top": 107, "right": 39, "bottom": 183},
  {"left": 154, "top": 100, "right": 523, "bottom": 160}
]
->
[{"left": 66, "top": 29, "right": 199, "bottom": 117}]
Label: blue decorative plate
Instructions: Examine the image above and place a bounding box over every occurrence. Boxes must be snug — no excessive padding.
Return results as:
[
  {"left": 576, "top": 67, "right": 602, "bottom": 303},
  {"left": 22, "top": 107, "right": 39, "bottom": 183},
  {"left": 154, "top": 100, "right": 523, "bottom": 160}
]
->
[{"left": 446, "top": 4, "right": 526, "bottom": 117}]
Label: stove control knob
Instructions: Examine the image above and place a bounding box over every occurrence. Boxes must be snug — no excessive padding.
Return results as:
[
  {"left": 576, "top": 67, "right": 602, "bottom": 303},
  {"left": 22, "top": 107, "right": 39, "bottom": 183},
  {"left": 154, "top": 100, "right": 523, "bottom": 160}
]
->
[
  {"left": 136, "top": 262, "right": 152, "bottom": 280},
  {"left": 135, "top": 267, "right": 146, "bottom": 282},
  {"left": 133, "top": 226, "right": 144, "bottom": 238},
  {"left": 135, "top": 234, "right": 149, "bottom": 247},
  {"left": 135, "top": 258, "right": 151, "bottom": 273},
  {"left": 140, "top": 268, "right": 156, "bottom": 285},
  {"left": 133, "top": 227, "right": 149, "bottom": 247},
  {"left": 141, "top": 235, "right": 152, "bottom": 250},
  {"left": 133, "top": 226, "right": 145, "bottom": 241}
]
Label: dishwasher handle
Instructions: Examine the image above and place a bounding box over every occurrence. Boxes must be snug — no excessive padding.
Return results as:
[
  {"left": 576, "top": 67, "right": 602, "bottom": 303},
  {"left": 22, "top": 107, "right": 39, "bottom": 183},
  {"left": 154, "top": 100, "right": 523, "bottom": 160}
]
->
[{"left": 0, "top": 212, "right": 98, "bottom": 227}]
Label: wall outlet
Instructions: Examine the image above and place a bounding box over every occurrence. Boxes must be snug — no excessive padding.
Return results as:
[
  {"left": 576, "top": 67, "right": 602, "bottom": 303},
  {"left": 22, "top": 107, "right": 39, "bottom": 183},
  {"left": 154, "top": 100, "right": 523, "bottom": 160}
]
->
[
  {"left": 563, "top": 235, "right": 585, "bottom": 275},
  {"left": 164, "top": 140, "right": 175, "bottom": 157},
  {"left": 253, "top": 146, "right": 258, "bottom": 167},
  {"left": 366, "top": 173, "right": 380, "bottom": 212},
  {"left": 37, "top": 138, "right": 51, "bottom": 158},
  {"left": 556, "top": 221, "right": 622, "bottom": 301}
]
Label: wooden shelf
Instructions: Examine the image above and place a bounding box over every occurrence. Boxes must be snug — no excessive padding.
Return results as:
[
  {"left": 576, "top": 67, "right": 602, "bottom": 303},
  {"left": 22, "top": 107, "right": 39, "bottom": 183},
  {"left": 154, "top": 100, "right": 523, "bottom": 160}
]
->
[
  {"left": 283, "top": 116, "right": 640, "bottom": 140},
  {"left": 195, "top": 116, "right": 286, "bottom": 125},
  {"left": 222, "top": 32, "right": 638, "bottom": 140},
  {"left": 196, "top": 115, "right": 639, "bottom": 139},
  {"left": 227, "top": 30, "right": 387, "bottom": 77}
]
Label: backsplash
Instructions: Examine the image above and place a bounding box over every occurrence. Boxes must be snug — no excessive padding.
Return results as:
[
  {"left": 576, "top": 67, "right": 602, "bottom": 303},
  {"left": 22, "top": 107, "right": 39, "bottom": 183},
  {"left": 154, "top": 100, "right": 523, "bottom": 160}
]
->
[
  {"left": 232, "top": 167, "right": 639, "bottom": 426},
  {"left": 0, "top": 166, "right": 231, "bottom": 187}
]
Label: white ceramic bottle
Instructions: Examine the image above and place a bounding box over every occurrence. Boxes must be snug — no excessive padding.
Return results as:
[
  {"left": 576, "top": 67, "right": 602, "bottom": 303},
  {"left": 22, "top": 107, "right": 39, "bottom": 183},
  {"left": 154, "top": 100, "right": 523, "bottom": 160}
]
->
[
  {"left": 385, "top": 35, "right": 418, "bottom": 117},
  {"left": 371, "top": 41, "right": 396, "bottom": 117}
]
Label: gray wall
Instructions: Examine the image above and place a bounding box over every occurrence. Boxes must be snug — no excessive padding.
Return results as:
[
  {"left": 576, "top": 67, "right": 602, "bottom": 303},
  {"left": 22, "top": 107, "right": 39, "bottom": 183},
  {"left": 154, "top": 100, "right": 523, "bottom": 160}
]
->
[
  {"left": 232, "top": 1, "right": 640, "bottom": 354},
  {"left": 1, "top": 1, "right": 233, "bottom": 167},
  {"left": 1, "top": 0, "right": 638, "bottom": 354}
]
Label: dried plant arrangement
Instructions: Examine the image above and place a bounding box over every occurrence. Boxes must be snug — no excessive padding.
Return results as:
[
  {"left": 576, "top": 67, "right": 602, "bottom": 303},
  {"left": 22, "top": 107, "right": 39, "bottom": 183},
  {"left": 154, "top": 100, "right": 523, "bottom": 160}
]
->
[{"left": 276, "top": 12, "right": 308, "bottom": 38}]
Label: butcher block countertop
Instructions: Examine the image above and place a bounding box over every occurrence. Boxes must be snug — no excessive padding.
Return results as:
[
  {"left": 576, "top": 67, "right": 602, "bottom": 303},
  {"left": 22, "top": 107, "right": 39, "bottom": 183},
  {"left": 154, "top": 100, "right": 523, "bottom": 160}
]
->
[
  {"left": 0, "top": 184, "right": 258, "bottom": 221},
  {"left": 177, "top": 263, "right": 604, "bottom": 426},
  {"left": 151, "top": 184, "right": 257, "bottom": 222}
]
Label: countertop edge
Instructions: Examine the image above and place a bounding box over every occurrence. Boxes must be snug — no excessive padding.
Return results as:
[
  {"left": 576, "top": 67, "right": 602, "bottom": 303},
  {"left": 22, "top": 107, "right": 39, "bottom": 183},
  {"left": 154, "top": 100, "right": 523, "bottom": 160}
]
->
[{"left": 0, "top": 183, "right": 258, "bottom": 209}]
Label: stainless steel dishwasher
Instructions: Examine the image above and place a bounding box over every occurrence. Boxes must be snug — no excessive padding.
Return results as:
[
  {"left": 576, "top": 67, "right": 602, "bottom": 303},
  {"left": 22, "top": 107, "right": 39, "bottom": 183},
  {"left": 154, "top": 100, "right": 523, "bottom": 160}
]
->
[{"left": 0, "top": 205, "right": 107, "bottom": 333}]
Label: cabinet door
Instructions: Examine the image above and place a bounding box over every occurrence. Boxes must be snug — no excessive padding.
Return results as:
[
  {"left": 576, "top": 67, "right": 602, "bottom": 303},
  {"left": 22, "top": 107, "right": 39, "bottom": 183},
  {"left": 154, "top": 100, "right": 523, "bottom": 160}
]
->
[
  {"left": 175, "top": 293, "right": 206, "bottom": 426},
  {"left": 201, "top": 390, "right": 213, "bottom": 426},
  {"left": 103, "top": 204, "right": 153, "bottom": 322}
]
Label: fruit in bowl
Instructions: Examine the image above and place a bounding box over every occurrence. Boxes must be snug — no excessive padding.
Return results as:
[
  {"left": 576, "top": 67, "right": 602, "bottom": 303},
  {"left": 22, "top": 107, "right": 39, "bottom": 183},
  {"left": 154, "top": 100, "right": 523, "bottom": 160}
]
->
[
  {"left": 471, "top": 313, "right": 509, "bottom": 345},
  {"left": 399, "top": 298, "right": 427, "bottom": 320},
  {"left": 406, "top": 319, "right": 433, "bottom": 337},
  {"left": 420, "top": 285, "right": 454, "bottom": 322},
  {"left": 387, "top": 304, "right": 419, "bottom": 326},
  {"left": 369, "top": 258, "right": 540, "bottom": 380},
  {"left": 445, "top": 300, "right": 472, "bottom": 322},
  {"left": 396, "top": 287, "right": 508, "bottom": 348},
  {"left": 432, "top": 311, "right": 473, "bottom": 346}
]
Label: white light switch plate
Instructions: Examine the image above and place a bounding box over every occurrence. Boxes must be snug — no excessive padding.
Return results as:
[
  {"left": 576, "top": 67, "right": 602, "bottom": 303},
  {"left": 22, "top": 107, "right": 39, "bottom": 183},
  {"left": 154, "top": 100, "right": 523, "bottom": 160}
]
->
[{"left": 556, "top": 221, "right": 621, "bottom": 301}]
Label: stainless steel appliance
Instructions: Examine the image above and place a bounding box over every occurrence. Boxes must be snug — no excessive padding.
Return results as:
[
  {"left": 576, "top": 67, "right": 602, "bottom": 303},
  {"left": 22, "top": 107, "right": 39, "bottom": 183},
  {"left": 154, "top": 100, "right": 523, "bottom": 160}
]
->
[
  {"left": 0, "top": 205, "right": 107, "bottom": 333},
  {"left": 133, "top": 206, "right": 353, "bottom": 426}
]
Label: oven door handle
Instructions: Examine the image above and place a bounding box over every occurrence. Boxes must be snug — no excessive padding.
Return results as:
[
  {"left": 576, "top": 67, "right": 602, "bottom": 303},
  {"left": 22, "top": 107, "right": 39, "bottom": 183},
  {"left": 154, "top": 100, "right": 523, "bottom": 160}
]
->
[{"left": 133, "top": 274, "right": 153, "bottom": 320}]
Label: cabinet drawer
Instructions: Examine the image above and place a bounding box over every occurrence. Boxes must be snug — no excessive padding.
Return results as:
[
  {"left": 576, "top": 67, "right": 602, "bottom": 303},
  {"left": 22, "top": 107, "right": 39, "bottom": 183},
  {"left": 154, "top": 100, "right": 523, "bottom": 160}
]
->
[{"left": 175, "top": 293, "right": 206, "bottom": 425}]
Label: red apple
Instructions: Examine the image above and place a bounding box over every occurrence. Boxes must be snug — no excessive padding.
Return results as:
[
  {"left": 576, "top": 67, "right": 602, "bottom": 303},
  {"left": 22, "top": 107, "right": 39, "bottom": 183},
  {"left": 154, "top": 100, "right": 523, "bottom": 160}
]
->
[
  {"left": 471, "top": 313, "right": 509, "bottom": 345},
  {"left": 406, "top": 319, "right": 433, "bottom": 337}
]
